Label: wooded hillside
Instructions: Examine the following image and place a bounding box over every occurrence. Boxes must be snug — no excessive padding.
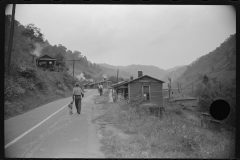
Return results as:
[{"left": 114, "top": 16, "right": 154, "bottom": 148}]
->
[{"left": 171, "top": 33, "right": 236, "bottom": 97}]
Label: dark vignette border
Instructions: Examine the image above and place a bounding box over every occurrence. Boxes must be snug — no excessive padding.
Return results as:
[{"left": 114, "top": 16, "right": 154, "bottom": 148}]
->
[{"left": 0, "top": 0, "right": 238, "bottom": 159}]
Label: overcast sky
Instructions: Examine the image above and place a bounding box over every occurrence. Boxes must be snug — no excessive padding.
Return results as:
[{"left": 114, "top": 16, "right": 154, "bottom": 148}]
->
[{"left": 5, "top": 5, "right": 235, "bottom": 70}]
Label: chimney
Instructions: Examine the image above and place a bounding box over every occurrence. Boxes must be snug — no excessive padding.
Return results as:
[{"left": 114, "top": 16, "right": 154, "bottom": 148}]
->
[
  {"left": 130, "top": 76, "right": 133, "bottom": 80},
  {"left": 138, "top": 71, "right": 143, "bottom": 77}
]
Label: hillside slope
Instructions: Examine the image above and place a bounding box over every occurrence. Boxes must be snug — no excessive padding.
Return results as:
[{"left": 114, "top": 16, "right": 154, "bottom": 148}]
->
[
  {"left": 165, "top": 65, "right": 186, "bottom": 73},
  {"left": 171, "top": 34, "right": 236, "bottom": 96}
]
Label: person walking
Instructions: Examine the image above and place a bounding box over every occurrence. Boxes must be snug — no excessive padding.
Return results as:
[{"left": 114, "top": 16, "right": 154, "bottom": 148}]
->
[
  {"left": 99, "top": 83, "right": 103, "bottom": 96},
  {"left": 97, "top": 83, "right": 100, "bottom": 94},
  {"left": 72, "top": 82, "right": 84, "bottom": 114}
]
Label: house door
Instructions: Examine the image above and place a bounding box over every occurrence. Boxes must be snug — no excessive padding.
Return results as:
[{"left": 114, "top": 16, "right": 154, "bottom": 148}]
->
[
  {"left": 124, "top": 88, "right": 128, "bottom": 99},
  {"left": 143, "top": 86, "right": 150, "bottom": 101}
]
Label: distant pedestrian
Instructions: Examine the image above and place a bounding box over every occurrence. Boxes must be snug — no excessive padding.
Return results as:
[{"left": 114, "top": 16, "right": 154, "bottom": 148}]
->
[
  {"left": 99, "top": 83, "right": 103, "bottom": 96},
  {"left": 73, "top": 82, "right": 84, "bottom": 114},
  {"left": 97, "top": 84, "right": 100, "bottom": 93}
]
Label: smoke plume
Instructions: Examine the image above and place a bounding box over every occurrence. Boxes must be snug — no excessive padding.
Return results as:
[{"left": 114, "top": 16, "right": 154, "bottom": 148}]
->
[
  {"left": 102, "top": 75, "right": 107, "bottom": 79},
  {"left": 76, "top": 73, "right": 85, "bottom": 81},
  {"left": 30, "top": 43, "right": 44, "bottom": 57}
]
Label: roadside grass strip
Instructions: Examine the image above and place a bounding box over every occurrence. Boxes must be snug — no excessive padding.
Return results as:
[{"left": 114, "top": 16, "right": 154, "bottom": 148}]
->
[{"left": 92, "top": 90, "right": 235, "bottom": 158}]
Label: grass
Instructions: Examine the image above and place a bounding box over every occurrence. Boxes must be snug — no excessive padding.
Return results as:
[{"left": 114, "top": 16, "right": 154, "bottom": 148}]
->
[
  {"left": 4, "top": 89, "right": 72, "bottom": 120},
  {"left": 92, "top": 91, "right": 235, "bottom": 158}
]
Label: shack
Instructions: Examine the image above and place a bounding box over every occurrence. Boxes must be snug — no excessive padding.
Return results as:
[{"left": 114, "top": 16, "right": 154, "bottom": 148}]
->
[
  {"left": 83, "top": 82, "right": 92, "bottom": 89},
  {"left": 112, "top": 71, "right": 165, "bottom": 108},
  {"left": 163, "top": 88, "right": 180, "bottom": 98},
  {"left": 110, "top": 80, "right": 129, "bottom": 101},
  {"left": 84, "top": 82, "right": 98, "bottom": 89},
  {"left": 200, "top": 112, "right": 222, "bottom": 131},
  {"left": 36, "top": 55, "right": 58, "bottom": 71}
]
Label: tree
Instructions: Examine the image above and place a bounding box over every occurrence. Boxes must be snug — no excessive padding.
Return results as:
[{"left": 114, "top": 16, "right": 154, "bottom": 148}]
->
[
  {"left": 22, "top": 24, "right": 44, "bottom": 44},
  {"left": 202, "top": 75, "right": 209, "bottom": 85},
  {"left": 55, "top": 52, "right": 66, "bottom": 71},
  {"left": 211, "top": 77, "right": 218, "bottom": 85},
  {"left": 211, "top": 66, "right": 214, "bottom": 72},
  {"left": 22, "top": 24, "right": 44, "bottom": 64}
]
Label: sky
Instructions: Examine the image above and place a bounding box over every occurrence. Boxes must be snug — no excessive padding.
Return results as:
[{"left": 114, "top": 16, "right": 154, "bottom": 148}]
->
[{"left": 5, "top": 5, "right": 236, "bottom": 70}]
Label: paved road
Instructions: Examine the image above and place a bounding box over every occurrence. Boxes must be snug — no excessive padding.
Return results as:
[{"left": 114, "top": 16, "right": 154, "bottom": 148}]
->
[{"left": 4, "top": 89, "right": 104, "bottom": 158}]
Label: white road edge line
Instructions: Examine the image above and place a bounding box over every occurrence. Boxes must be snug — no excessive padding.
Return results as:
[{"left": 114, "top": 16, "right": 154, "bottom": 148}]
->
[{"left": 5, "top": 104, "right": 68, "bottom": 149}]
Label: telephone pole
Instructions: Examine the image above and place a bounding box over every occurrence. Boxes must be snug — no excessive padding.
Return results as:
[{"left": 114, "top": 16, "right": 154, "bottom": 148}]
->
[
  {"left": 117, "top": 69, "right": 119, "bottom": 84},
  {"left": 7, "top": 4, "right": 16, "bottom": 75},
  {"left": 68, "top": 60, "right": 81, "bottom": 77}
]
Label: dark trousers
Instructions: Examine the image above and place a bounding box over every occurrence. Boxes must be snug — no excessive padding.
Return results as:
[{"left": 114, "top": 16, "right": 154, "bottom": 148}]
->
[
  {"left": 75, "top": 95, "right": 82, "bottom": 114},
  {"left": 100, "top": 89, "right": 103, "bottom": 96}
]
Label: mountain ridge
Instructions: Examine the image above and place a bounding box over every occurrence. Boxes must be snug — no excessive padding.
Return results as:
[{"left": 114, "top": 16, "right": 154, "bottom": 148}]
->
[{"left": 98, "top": 63, "right": 168, "bottom": 80}]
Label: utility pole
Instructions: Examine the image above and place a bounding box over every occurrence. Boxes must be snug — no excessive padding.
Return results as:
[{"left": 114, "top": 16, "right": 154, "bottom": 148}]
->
[
  {"left": 6, "top": 4, "right": 16, "bottom": 75},
  {"left": 117, "top": 69, "right": 119, "bottom": 84},
  {"left": 168, "top": 77, "right": 171, "bottom": 98},
  {"left": 68, "top": 59, "right": 81, "bottom": 77}
]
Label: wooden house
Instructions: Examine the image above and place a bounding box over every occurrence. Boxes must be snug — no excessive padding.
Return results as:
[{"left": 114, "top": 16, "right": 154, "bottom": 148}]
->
[
  {"left": 111, "top": 80, "right": 129, "bottom": 101},
  {"left": 84, "top": 82, "right": 98, "bottom": 89},
  {"left": 36, "top": 55, "right": 58, "bottom": 70},
  {"left": 83, "top": 82, "right": 91, "bottom": 89},
  {"left": 112, "top": 71, "right": 165, "bottom": 108},
  {"left": 81, "top": 79, "right": 90, "bottom": 85}
]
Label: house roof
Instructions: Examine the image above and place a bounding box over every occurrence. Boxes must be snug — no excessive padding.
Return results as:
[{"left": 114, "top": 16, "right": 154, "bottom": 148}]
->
[
  {"left": 112, "top": 75, "right": 165, "bottom": 89},
  {"left": 111, "top": 81, "right": 128, "bottom": 88},
  {"left": 83, "top": 82, "right": 93, "bottom": 86},
  {"left": 36, "top": 55, "right": 57, "bottom": 61},
  {"left": 86, "top": 82, "right": 98, "bottom": 86}
]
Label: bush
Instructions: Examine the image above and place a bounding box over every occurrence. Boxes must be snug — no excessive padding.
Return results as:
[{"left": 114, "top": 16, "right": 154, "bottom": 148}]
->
[
  {"left": 55, "top": 90, "right": 65, "bottom": 96},
  {"left": 4, "top": 74, "right": 25, "bottom": 100},
  {"left": 197, "top": 85, "right": 218, "bottom": 112}
]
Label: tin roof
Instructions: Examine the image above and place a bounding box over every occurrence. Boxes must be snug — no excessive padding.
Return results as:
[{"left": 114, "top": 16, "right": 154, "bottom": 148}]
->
[
  {"left": 110, "top": 81, "right": 129, "bottom": 88},
  {"left": 36, "top": 55, "right": 57, "bottom": 60},
  {"left": 112, "top": 75, "right": 165, "bottom": 89}
]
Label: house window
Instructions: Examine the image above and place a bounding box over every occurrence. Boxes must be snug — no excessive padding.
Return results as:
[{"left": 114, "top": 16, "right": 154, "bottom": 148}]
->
[{"left": 143, "top": 86, "right": 150, "bottom": 101}]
